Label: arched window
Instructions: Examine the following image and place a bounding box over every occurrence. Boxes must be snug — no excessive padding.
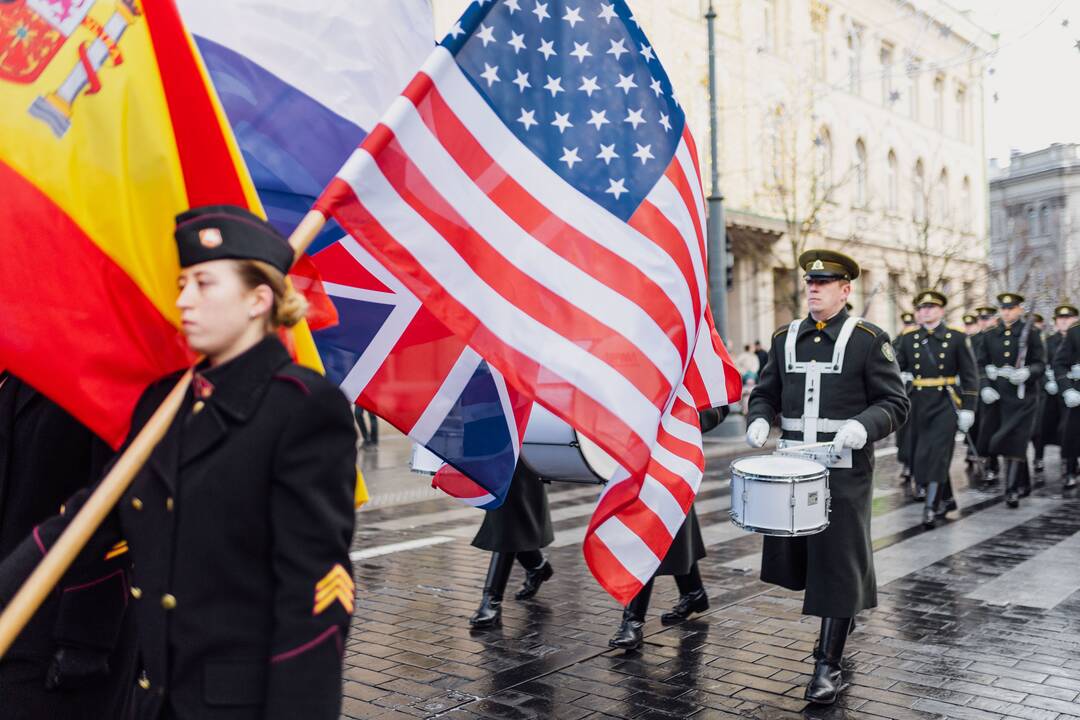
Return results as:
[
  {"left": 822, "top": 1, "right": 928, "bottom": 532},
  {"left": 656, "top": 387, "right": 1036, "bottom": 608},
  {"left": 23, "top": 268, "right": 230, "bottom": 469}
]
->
[
  {"left": 913, "top": 159, "right": 925, "bottom": 222},
  {"left": 932, "top": 75, "right": 944, "bottom": 131},
  {"left": 854, "top": 139, "right": 867, "bottom": 207},
  {"left": 936, "top": 168, "right": 949, "bottom": 224},
  {"left": 1039, "top": 204, "right": 1049, "bottom": 236},
  {"left": 1027, "top": 206, "right": 1036, "bottom": 236},
  {"left": 886, "top": 150, "right": 898, "bottom": 212}
]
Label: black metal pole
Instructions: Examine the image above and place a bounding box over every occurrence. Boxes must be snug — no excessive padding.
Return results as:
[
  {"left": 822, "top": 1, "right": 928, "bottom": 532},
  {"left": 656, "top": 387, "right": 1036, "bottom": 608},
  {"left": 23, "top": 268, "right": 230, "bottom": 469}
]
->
[{"left": 705, "top": 1, "right": 728, "bottom": 342}]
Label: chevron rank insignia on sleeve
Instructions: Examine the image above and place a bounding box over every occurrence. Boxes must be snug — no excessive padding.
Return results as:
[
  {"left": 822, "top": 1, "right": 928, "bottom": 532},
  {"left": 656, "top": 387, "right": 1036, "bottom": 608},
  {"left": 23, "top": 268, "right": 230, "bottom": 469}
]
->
[{"left": 313, "top": 564, "right": 355, "bottom": 616}]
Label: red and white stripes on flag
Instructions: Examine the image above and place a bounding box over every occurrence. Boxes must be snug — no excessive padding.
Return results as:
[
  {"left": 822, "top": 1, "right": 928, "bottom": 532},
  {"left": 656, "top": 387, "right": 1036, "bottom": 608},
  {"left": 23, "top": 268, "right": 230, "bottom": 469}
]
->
[{"left": 316, "top": 46, "right": 741, "bottom": 604}]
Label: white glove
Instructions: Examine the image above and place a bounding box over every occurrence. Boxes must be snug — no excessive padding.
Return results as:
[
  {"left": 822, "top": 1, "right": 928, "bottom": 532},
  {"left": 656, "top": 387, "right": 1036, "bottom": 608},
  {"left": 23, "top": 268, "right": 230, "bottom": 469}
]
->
[
  {"left": 957, "top": 409, "right": 975, "bottom": 433},
  {"left": 1065, "top": 389, "right": 1080, "bottom": 409},
  {"left": 745, "top": 418, "right": 769, "bottom": 448},
  {"left": 1070, "top": 364, "right": 1080, "bottom": 381},
  {"left": 984, "top": 365, "right": 998, "bottom": 381},
  {"left": 980, "top": 387, "right": 1000, "bottom": 405},
  {"left": 900, "top": 372, "right": 914, "bottom": 384},
  {"left": 1046, "top": 380, "right": 1059, "bottom": 396},
  {"left": 831, "top": 420, "right": 868, "bottom": 452},
  {"left": 1009, "top": 367, "right": 1030, "bottom": 386}
]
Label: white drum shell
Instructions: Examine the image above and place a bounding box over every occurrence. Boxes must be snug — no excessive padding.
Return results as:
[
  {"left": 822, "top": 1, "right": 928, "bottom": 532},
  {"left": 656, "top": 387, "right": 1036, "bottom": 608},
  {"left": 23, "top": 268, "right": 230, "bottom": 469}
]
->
[
  {"left": 521, "top": 405, "right": 610, "bottom": 484},
  {"left": 729, "top": 455, "right": 830, "bottom": 536}
]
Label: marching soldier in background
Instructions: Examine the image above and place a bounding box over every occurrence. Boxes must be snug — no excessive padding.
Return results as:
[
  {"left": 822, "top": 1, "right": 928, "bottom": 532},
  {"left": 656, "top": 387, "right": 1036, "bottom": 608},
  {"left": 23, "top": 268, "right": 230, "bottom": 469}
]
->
[
  {"left": 746, "top": 250, "right": 908, "bottom": 705},
  {"left": 0, "top": 375, "right": 134, "bottom": 718},
  {"left": 1029, "top": 313, "right": 1048, "bottom": 484},
  {"left": 894, "top": 291, "right": 977, "bottom": 529},
  {"left": 469, "top": 463, "right": 555, "bottom": 629},
  {"left": 1034, "top": 307, "right": 1075, "bottom": 482},
  {"left": 895, "top": 311, "right": 918, "bottom": 495},
  {"left": 1052, "top": 305, "right": 1080, "bottom": 490},
  {"left": 609, "top": 407, "right": 727, "bottom": 651},
  {"left": 973, "top": 305, "right": 1001, "bottom": 486},
  {"left": 976, "top": 293, "right": 1045, "bottom": 508},
  {"left": 962, "top": 313, "right": 982, "bottom": 473}
]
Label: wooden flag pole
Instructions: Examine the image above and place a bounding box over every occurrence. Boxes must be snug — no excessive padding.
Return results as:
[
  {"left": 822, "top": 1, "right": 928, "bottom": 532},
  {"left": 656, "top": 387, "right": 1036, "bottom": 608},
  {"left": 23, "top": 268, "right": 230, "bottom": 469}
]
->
[
  {"left": 0, "top": 368, "right": 193, "bottom": 658},
  {"left": 0, "top": 208, "right": 331, "bottom": 659}
]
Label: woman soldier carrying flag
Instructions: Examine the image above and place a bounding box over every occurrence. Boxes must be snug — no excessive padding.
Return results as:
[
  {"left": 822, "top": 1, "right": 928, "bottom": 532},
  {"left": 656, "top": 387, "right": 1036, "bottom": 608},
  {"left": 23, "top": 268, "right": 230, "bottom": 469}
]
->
[{"left": 0, "top": 207, "right": 358, "bottom": 720}]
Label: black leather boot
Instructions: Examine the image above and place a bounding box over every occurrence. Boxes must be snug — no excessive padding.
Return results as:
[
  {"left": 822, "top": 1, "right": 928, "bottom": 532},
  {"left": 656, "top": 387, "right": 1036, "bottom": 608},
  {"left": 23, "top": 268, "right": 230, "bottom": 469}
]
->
[
  {"left": 805, "top": 617, "right": 851, "bottom": 704},
  {"left": 923, "top": 482, "right": 940, "bottom": 529},
  {"left": 609, "top": 581, "right": 652, "bottom": 650},
  {"left": 661, "top": 565, "right": 708, "bottom": 624},
  {"left": 937, "top": 479, "right": 957, "bottom": 517},
  {"left": 469, "top": 552, "right": 514, "bottom": 628},
  {"left": 514, "top": 555, "right": 553, "bottom": 600},
  {"left": 1019, "top": 461, "right": 1032, "bottom": 497},
  {"left": 1004, "top": 459, "right": 1021, "bottom": 508}
]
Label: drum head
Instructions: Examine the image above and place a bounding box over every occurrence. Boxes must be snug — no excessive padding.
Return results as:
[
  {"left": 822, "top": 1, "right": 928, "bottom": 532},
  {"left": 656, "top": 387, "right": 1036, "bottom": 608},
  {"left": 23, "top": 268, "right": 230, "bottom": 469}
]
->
[
  {"left": 577, "top": 431, "right": 621, "bottom": 484},
  {"left": 731, "top": 454, "right": 825, "bottom": 479}
]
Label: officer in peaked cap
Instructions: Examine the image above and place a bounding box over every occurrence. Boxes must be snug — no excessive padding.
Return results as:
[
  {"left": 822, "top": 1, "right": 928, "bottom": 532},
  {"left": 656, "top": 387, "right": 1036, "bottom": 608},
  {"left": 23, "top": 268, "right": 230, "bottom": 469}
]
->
[
  {"left": 894, "top": 290, "right": 978, "bottom": 528},
  {"left": 1051, "top": 304, "right": 1080, "bottom": 489},
  {"left": 963, "top": 313, "right": 978, "bottom": 334},
  {"left": 746, "top": 249, "right": 908, "bottom": 705},
  {"left": 976, "top": 292, "right": 1045, "bottom": 507}
]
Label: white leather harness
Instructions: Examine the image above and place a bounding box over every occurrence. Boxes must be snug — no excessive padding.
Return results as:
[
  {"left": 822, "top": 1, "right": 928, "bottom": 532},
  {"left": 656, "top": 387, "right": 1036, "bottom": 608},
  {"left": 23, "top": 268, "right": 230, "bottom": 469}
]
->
[{"left": 780, "top": 316, "right": 860, "bottom": 444}]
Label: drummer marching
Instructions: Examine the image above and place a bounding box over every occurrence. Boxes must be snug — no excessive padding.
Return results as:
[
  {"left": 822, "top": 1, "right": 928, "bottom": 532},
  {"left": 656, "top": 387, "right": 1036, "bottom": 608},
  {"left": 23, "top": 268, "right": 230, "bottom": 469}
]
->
[{"left": 745, "top": 249, "right": 908, "bottom": 705}]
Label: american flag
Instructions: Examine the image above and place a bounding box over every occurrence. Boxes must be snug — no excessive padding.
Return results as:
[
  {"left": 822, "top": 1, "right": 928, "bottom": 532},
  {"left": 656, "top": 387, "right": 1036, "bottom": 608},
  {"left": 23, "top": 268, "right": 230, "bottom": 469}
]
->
[{"left": 315, "top": 0, "right": 741, "bottom": 603}]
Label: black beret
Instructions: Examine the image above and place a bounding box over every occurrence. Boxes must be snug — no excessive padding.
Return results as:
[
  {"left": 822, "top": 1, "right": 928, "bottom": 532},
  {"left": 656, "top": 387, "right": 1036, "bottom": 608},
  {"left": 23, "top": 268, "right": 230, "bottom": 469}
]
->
[{"left": 174, "top": 205, "right": 294, "bottom": 275}]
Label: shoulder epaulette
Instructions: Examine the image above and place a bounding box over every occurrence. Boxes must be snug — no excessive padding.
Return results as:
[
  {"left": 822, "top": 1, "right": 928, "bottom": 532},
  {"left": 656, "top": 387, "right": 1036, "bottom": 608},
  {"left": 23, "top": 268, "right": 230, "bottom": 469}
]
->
[
  {"left": 272, "top": 365, "right": 316, "bottom": 396},
  {"left": 856, "top": 322, "right": 880, "bottom": 337},
  {"left": 900, "top": 327, "right": 917, "bottom": 335},
  {"left": 947, "top": 326, "right": 965, "bottom": 334},
  {"left": 772, "top": 325, "right": 789, "bottom": 339}
]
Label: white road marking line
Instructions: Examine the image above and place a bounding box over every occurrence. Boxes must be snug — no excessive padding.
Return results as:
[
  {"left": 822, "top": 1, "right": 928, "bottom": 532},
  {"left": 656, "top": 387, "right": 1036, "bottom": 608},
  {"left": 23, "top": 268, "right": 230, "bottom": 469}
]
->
[
  {"left": 350, "top": 536, "right": 454, "bottom": 560},
  {"left": 965, "top": 528, "right": 1080, "bottom": 609}
]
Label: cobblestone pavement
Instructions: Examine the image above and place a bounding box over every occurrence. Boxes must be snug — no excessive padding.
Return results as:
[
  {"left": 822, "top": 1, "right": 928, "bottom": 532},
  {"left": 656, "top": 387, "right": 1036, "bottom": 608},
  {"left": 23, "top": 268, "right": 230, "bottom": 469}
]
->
[{"left": 343, "top": 432, "right": 1080, "bottom": 719}]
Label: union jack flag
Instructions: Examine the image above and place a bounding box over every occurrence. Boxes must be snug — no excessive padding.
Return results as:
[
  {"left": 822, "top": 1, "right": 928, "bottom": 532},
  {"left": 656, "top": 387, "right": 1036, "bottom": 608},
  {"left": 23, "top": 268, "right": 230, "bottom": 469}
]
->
[{"left": 315, "top": 0, "right": 741, "bottom": 603}]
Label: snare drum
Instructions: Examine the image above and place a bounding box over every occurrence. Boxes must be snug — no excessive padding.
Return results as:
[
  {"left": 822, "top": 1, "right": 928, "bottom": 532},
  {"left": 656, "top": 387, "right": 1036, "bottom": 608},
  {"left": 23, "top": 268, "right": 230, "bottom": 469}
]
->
[
  {"left": 520, "top": 405, "right": 620, "bottom": 484},
  {"left": 729, "top": 455, "right": 830, "bottom": 536}
]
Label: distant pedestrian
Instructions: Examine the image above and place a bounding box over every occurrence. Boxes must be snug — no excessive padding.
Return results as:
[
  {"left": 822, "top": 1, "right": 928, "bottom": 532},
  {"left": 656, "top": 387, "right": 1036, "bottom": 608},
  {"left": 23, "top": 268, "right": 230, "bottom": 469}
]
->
[
  {"left": 753, "top": 341, "right": 769, "bottom": 373},
  {"left": 355, "top": 406, "right": 380, "bottom": 447},
  {"left": 735, "top": 345, "right": 758, "bottom": 384}
]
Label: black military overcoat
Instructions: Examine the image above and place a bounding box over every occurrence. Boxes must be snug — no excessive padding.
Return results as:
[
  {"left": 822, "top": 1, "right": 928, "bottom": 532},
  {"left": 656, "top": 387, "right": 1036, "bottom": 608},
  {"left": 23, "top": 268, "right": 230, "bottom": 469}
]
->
[
  {"left": 894, "top": 323, "right": 978, "bottom": 486},
  {"left": 0, "top": 375, "right": 133, "bottom": 719},
  {"left": 1054, "top": 324, "right": 1080, "bottom": 458},
  {"left": 976, "top": 319, "right": 1045, "bottom": 459},
  {"left": 747, "top": 311, "right": 909, "bottom": 618},
  {"left": 473, "top": 463, "right": 554, "bottom": 552},
  {"left": 0, "top": 337, "right": 357, "bottom": 720}
]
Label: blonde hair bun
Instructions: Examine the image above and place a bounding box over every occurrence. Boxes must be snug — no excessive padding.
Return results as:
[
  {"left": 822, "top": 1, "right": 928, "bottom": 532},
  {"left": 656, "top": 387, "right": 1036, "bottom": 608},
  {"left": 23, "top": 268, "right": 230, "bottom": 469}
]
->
[{"left": 275, "top": 287, "right": 309, "bottom": 328}]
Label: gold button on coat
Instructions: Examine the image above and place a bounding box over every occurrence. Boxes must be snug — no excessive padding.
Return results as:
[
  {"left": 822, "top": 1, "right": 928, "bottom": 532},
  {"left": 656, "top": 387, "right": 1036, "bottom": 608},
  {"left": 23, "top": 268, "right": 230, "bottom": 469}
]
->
[
  {"left": 131, "top": 587, "right": 142, "bottom": 599},
  {"left": 1004, "top": 352, "right": 1011, "bottom": 358},
  {"left": 192, "top": 400, "right": 205, "bottom": 415},
  {"left": 138, "top": 674, "right": 150, "bottom": 690},
  {"left": 131, "top": 498, "right": 143, "bottom": 511},
  {"left": 166, "top": 498, "right": 174, "bottom": 512},
  {"left": 161, "top": 594, "right": 177, "bottom": 610}
]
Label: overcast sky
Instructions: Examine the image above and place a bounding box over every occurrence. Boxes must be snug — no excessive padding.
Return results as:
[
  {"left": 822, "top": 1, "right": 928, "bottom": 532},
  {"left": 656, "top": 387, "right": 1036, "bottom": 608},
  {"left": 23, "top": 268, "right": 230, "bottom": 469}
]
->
[{"left": 962, "top": 0, "right": 1080, "bottom": 162}]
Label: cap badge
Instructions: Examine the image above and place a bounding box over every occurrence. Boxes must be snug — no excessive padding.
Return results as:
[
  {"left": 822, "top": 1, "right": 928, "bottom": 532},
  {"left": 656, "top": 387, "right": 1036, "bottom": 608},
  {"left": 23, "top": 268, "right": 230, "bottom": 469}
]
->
[
  {"left": 1003, "top": 295, "right": 1012, "bottom": 303},
  {"left": 199, "top": 228, "right": 223, "bottom": 248},
  {"left": 810, "top": 259, "right": 825, "bottom": 270}
]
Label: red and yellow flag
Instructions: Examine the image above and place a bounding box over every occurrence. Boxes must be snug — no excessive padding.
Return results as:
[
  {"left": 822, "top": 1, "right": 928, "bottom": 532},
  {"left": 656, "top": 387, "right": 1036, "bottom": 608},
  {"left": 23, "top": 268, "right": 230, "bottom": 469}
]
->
[{"left": 0, "top": 0, "right": 323, "bottom": 447}]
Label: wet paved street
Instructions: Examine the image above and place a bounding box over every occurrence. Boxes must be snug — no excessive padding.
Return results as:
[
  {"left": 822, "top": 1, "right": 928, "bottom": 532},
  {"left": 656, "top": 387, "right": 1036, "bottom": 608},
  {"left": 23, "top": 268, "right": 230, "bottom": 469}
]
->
[{"left": 343, "top": 428, "right": 1080, "bottom": 719}]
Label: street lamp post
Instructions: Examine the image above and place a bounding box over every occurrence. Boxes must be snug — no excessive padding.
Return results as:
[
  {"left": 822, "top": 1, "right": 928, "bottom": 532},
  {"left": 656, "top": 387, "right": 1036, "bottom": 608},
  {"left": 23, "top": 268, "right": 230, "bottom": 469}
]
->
[{"left": 705, "top": 1, "right": 728, "bottom": 342}]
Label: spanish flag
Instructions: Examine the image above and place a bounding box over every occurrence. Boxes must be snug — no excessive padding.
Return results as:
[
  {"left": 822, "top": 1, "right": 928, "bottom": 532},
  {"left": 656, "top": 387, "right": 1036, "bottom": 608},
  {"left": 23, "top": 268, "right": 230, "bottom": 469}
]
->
[{"left": 0, "top": 0, "right": 324, "bottom": 447}]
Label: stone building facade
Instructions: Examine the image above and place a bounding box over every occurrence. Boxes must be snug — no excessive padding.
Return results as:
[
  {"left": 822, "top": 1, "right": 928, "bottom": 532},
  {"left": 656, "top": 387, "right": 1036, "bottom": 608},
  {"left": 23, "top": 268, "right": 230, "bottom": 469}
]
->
[
  {"left": 430, "top": 0, "right": 994, "bottom": 345},
  {"left": 989, "top": 144, "right": 1080, "bottom": 308}
]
